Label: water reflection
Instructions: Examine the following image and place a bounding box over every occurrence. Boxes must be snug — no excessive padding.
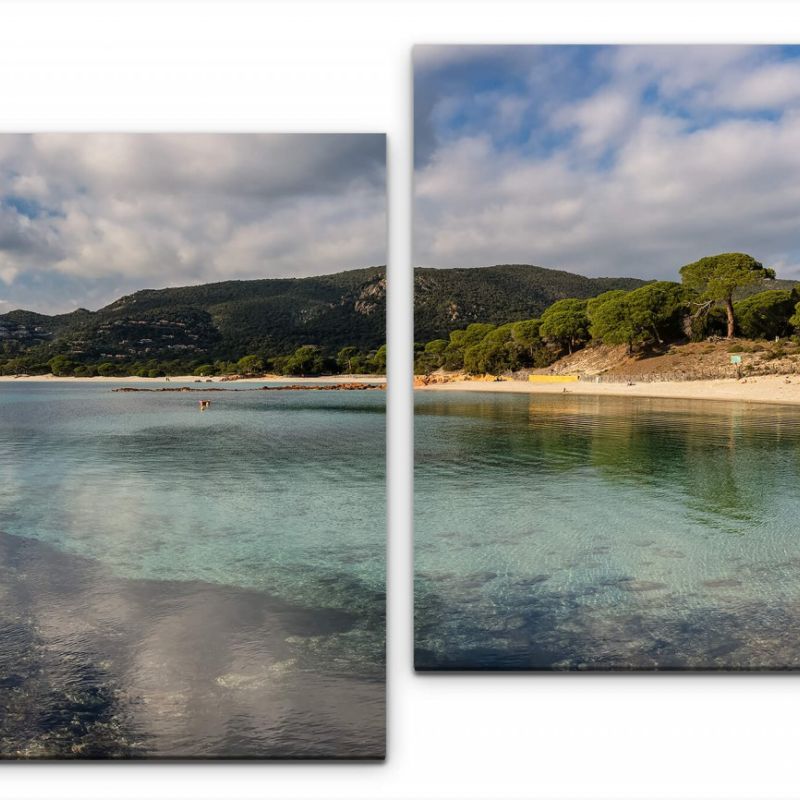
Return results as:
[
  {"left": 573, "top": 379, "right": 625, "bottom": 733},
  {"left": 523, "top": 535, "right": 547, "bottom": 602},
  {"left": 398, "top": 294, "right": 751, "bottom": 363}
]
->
[
  {"left": 0, "top": 532, "right": 384, "bottom": 757},
  {"left": 0, "top": 383, "right": 385, "bottom": 758},
  {"left": 415, "top": 392, "right": 800, "bottom": 669}
]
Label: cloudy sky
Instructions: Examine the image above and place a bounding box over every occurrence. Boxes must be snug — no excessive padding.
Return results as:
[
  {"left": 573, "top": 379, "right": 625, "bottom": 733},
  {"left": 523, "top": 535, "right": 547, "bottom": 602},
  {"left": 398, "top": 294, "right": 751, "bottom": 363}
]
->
[
  {"left": 0, "top": 133, "right": 385, "bottom": 314},
  {"left": 415, "top": 45, "right": 800, "bottom": 281}
]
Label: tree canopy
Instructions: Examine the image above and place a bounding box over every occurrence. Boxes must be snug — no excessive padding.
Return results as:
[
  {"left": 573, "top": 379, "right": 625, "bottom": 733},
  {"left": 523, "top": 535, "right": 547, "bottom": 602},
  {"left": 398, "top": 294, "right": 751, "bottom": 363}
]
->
[
  {"left": 588, "top": 282, "right": 684, "bottom": 353},
  {"left": 680, "top": 253, "right": 775, "bottom": 338},
  {"left": 587, "top": 291, "right": 638, "bottom": 352},
  {"left": 539, "top": 299, "right": 589, "bottom": 354},
  {"left": 413, "top": 252, "right": 800, "bottom": 377},
  {"left": 734, "top": 289, "right": 799, "bottom": 340}
]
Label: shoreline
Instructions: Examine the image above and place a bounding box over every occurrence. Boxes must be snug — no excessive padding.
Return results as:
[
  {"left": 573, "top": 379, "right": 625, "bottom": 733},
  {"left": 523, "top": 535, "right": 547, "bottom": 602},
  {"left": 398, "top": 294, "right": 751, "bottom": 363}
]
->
[
  {"left": 0, "top": 373, "right": 386, "bottom": 385},
  {"left": 415, "top": 374, "right": 800, "bottom": 407}
]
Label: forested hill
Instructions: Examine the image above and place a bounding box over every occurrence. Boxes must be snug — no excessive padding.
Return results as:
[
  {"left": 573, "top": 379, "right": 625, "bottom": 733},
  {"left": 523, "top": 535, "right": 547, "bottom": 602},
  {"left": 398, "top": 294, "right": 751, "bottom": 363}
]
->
[
  {"left": 414, "top": 264, "right": 648, "bottom": 340},
  {"left": 0, "top": 263, "right": 651, "bottom": 370},
  {"left": 7, "top": 260, "right": 781, "bottom": 375},
  {"left": 0, "top": 267, "right": 387, "bottom": 368}
]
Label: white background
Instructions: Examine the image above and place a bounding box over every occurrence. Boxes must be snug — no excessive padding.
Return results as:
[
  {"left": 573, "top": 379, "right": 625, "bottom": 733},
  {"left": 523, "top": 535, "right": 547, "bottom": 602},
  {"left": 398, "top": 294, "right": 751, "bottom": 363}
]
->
[{"left": 2, "top": 2, "right": 800, "bottom": 798}]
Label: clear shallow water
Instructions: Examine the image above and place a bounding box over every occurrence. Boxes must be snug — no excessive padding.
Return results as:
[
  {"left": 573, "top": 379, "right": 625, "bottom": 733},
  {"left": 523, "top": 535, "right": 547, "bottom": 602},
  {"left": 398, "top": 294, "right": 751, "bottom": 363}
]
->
[
  {"left": 415, "top": 391, "right": 800, "bottom": 670},
  {"left": 0, "top": 381, "right": 384, "bottom": 757}
]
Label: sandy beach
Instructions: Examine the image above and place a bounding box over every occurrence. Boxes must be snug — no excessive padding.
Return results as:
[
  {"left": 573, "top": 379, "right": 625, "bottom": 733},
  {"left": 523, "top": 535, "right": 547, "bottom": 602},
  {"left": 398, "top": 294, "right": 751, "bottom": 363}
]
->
[
  {"left": 0, "top": 373, "right": 386, "bottom": 385},
  {"left": 416, "top": 374, "right": 800, "bottom": 406}
]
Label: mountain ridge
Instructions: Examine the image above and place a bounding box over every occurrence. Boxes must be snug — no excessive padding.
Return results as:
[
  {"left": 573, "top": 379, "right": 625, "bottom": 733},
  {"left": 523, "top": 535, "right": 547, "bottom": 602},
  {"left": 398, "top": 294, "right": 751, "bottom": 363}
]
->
[
  {"left": 3, "top": 262, "right": 788, "bottom": 373},
  {"left": 414, "top": 263, "right": 649, "bottom": 340}
]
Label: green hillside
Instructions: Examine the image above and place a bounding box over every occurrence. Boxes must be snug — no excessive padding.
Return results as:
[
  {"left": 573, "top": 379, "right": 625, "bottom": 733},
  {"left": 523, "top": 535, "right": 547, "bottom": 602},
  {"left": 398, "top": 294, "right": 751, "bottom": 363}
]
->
[
  {"left": 0, "top": 267, "right": 387, "bottom": 375},
  {"left": 4, "top": 260, "right": 775, "bottom": 377},
  {"left": 414, "top": 264, "right": 648, "bottom": 341}
]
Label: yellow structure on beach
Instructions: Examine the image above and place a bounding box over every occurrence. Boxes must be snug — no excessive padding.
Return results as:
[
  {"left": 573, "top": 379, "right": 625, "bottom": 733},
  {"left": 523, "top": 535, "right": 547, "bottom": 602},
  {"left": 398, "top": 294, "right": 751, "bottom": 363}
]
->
[{"left": 528, "top": 374, "right": 580, "bottom": 384}]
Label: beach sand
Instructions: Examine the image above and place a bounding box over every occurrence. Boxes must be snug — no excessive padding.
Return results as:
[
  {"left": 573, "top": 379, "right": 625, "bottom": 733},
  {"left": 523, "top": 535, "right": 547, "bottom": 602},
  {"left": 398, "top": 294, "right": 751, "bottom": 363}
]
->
[
  {"left": 8, "top": 371, "right": 800, "bottom": 405},
  {"left": 416, "top": 374, "right": 800, "bottom": 406},
  {"left": 0, "top": 373, "right": 385, "bottom": 385}
]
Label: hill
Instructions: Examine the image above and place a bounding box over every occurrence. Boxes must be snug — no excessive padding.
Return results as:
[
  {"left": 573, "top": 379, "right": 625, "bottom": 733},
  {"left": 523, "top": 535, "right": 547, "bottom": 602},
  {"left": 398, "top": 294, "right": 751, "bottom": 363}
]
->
[
  {"left": 3, "top": 261, "right": 791, "bottom": 375},
  {"left": 0, "top": 267, "right": 387, "bottom": 370},
  {"left": 414, "top": 264, "right": 648, "bottom": 341},
  {"left": 736, "top": 277, "right": 798, "bottom": 298},
  {"left": 1, "top": 263, "right": 647, "bottom": 369}
]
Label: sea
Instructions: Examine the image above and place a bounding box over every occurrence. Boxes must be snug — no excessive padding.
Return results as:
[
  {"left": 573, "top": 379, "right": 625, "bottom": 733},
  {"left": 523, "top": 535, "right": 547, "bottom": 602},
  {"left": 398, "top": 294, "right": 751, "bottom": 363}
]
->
[
  {"left": 416, "top": 391, "right": 800, "bottom": 670},
  {"left": 0, "top": 381, "right": 385, "bottom": 757}
]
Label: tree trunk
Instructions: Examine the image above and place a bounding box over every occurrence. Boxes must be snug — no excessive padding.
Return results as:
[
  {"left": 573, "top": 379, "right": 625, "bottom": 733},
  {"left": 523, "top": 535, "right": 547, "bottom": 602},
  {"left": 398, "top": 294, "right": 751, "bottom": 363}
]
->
[
  {"left": 683, "top": 300, "right": 713, "bottom": 340},
  {"left": 651, "top": 324, "right": 662, "bottom": 344},
  {"left": 725, "top": 297, "right": 735, "bottom": 339}
]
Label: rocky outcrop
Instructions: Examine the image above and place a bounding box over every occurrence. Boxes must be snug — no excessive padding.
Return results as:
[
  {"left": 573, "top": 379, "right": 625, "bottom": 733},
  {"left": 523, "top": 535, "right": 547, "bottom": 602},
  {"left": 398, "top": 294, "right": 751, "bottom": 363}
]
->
[{"left": 112, "top": 382, "right": 385, "bottom": 393}]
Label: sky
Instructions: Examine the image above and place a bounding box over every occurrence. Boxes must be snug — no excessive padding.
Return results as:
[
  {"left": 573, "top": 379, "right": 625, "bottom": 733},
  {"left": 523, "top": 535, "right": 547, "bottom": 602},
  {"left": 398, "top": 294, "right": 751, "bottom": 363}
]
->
[
  {"left": 0, "top": 133, "right": 385, "bottom": 314},
  {"left": 414, "top": 45, "right": 800, "bottom": 281}
]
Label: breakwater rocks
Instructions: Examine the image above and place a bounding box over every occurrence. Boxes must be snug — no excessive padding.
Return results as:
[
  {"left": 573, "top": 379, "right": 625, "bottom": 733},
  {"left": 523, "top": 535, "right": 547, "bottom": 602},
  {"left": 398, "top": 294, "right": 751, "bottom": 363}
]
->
[
  {"left": 113, "top": 386, "right": 227, "bottom": 392},
  {"left": 112, "top": 383, "right": 385, "bottom": 393}
]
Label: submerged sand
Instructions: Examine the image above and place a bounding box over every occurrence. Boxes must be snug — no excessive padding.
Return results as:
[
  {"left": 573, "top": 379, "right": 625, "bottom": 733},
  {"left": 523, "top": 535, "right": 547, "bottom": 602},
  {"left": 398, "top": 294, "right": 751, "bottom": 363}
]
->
[{"left": 416, "top": 374, "right": 800, "bottom": 406}]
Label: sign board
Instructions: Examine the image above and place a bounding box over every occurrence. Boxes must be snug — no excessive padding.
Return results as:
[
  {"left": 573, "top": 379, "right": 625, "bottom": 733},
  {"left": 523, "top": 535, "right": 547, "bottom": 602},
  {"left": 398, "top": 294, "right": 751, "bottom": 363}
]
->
[{"left": 730, "top": 354, "right": 742, "bottom": 365}]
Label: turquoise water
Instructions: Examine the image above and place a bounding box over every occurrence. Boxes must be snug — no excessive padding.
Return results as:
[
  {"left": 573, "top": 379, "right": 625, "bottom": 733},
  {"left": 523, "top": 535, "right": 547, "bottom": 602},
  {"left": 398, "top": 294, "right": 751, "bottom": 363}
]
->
[
  {"left": 415, "top": 391, "right": 800, "bottom": 670},
  {"left": 0, "top": 381, "right": 385, "bottom": 757}
]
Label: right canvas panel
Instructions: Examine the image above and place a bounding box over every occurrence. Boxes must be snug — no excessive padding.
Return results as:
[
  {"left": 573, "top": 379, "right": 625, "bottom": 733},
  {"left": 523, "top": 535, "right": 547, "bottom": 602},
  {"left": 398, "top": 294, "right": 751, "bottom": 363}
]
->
[{"left": 414, "top": 44, "right": 800, "bottom": 670}]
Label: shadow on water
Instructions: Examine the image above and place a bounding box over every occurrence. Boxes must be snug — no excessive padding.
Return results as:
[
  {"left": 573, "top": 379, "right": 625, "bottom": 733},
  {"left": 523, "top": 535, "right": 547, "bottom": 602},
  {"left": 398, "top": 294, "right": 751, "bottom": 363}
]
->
[{"left": 0, "top": 532, "right": 385, "bottom": 758}]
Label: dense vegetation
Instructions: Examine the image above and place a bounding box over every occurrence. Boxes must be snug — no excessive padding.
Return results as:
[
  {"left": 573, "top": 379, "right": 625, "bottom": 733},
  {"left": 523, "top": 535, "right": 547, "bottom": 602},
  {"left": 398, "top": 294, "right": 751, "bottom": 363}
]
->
[
  {"left": 4, "top": 255, "right": 796, "bottom": 378},
  {"left": 680, "top": 253, "right": 776, "bottom": 339},
  {"left": 0, "top": 262, "right": 650, "bottom": 378},
  {"left": 0, "top": 267, "right": 387, "bottom": 377},
  {"left": 415, "top": 253, "right": 800, "bottom": 375},
  {"left": 414, "top": 264, "right": 648, "bottom": 341}
]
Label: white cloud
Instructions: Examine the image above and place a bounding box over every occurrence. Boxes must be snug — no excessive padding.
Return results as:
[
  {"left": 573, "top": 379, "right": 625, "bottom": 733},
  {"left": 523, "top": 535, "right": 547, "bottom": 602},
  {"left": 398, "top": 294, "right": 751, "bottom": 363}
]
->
[
  {"left": 553, "top": 88, "right": 639, "bottom": 154},
  {"left": 415, "top": 46, "right": 800, "bottom": 282},
  {"left": 416, "top": 108, "right": 800, "bottom": 278},
  {"left": 609, "top": 46, "right": 800, "bottom": 115},
  {"left": 0, "top": 134, "right": 385, "bottom": 313},
  {"left": 718, "top": 61, "right": 800, "bottom": 110},
  {"left": 10, "top": 173, "right": 48, "bottom": 198},
  {"left": 0, "top": 264, "right": 19, "bottom": 285}
]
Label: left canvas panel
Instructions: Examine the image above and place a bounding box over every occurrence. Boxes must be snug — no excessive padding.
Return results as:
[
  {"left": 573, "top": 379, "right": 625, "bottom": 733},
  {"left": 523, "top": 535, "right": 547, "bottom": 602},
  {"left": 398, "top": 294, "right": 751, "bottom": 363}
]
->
[{"left": 0, "top": 133, "right": 386, "bottom": 759}]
